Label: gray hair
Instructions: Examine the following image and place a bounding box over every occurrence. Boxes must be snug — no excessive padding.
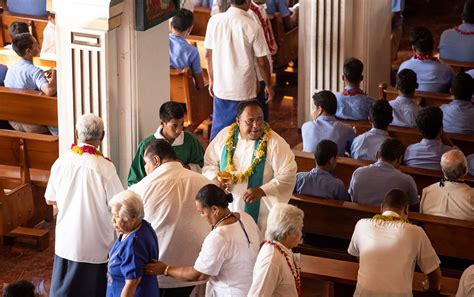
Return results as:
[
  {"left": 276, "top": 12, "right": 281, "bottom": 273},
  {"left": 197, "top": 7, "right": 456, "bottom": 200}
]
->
[
  {"left": 441, "top": 150, "right": 468, "bottom": 180},
  {"left": 75, "top": 113, "right": 104, "bottom": 141},
  {"left": 265, "top": 203, "right": 304, "bottom": 242},
  {"left": 109, "top": 190, "right": 144, "bottom": 222}
]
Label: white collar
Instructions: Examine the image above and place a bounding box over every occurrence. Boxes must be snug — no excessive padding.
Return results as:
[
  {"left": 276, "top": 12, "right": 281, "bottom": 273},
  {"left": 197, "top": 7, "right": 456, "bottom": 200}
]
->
[{"left": 153, "top": 127, "right": 184, "bottom": 146}]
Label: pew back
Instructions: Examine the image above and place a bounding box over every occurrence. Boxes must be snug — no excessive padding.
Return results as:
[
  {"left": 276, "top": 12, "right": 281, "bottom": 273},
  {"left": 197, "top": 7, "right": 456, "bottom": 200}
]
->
[
  {"left": 190, "top": 7, "right": 211, "bottom": 37},
  {"left": 268, "top": 13, "right": 298, "bottom": 69},
  {"left": 439, "top": 58, "right": 474, "bottom": 73},
  {"left": 0, "top": 10, "right": 48, "bottom": 47}
]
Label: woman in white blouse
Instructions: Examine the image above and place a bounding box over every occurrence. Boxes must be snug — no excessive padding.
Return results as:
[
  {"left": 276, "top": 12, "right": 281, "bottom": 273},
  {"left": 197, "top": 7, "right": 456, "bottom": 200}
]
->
[
  {"left": 248, "top": 203, "right": 304, "bottom": 297},
  {"left": 144, "top": 184, "right": 261, "bottom": 297}
]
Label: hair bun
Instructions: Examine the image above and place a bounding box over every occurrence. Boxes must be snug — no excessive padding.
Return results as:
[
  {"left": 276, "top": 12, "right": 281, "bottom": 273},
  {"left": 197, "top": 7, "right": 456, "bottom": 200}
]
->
[{"left": 225, "top": 193, "right": 234, "bottom": 203}]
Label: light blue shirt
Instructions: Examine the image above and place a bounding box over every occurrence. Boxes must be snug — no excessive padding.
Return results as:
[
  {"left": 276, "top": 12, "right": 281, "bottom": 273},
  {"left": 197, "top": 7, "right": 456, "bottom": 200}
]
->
[
  {"left": 295, "top": 168, "right": 348, "bottom": 201},
  {"left": 404, "top": 139, "right": 454, "bottom": 170},
  {"left": 440, "top": 100, "right": 474, "bottom": 135},
  {"left": 350, "top": 128, "right": 390, "bottom": 161},
  {"left": 301, "top": 115, "right": 356, "bottom": 156},
  {"left": 439, "top": 23, "right": 474, "bottom": 63},
  {"left": 4, "top": 59, "right": 47, "bottom": 91},
  {"left": 468, "top": 154, "right": 474, "bottom": 176},
  {"left": 398, "top": 57, "right": 454, "bottom": 93},
  {"left": 169, "top": 34, "right": 202, "bottom": 75},
  {"left": 389, "top": 96, "right": 422, "bottom": 128},
  {"left": 349, "top": 160, "right": 419, "bottom": 206},
  {"left": 0, "top": 64, "right": 7, "bottom": 86},
  {"left": 391, "top": 0, "right": 406, "bottom": 28},
  {"left": 266, "top": 0, "right": 291, "bottom": 18},
  {"left": 7, "top": 0, "right": 47, "bottom": 16},
  {"left": 335, "top": 88, "right": 376, "bottom": 120}
]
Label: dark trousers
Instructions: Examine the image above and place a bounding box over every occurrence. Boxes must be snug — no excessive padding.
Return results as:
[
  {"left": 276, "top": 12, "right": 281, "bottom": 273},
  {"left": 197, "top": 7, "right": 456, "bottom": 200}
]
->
[
  {"left": 256, "top": 81, "right": 269, "bottom": 122},
  {"left": 159, "top": 286, "right": 195, "bottom": 297}
]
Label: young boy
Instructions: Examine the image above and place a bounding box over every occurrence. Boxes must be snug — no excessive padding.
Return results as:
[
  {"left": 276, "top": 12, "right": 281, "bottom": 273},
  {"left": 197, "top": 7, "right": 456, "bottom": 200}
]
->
[
  {"left": 41, "top": 11, "right": 56, "bottom": 55},
  {"left": 295, "top": 139, "right": 348, "bottom": 200},
  {"left": 335, "top": 57, "right": 376, "bottom": 120},
  {"left": 390, "top": 69, "right": 422, "bottom": 127},
  {"left": 302, "top": 90, "right": 355, "bottom": 156},
  {"left": 128, "top": 101, "right": 205, "bottom": 185},
  {"left": 4, "top": 21, "right": 29, "bottom": 49}
]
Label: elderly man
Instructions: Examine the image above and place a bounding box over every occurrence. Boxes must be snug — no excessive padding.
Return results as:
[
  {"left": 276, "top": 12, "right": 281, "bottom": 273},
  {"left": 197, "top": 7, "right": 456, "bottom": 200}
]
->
[
  {"left": 348, "top": 189, "right": 441, "bottom": 296},
  {"left": 421, "top": 150, "right": 474, "bottom": 222},
  {"left": 45, "top": 114, "right": 123, "bottom": 297},
  {"left": 456, "top": 265, "right": 474, "bottom": 297},
  {"left": 129, "top": 139, "right": 210, "bottom": 297},
  {"left": 203, "top": 100, "right": 296, "bottom": 231}
]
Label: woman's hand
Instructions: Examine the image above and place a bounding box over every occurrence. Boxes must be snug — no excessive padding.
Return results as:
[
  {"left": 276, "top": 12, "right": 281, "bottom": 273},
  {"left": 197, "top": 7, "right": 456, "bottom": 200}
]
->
[{"left": 144, "top": 259, "right": 167, "bottom": 275}]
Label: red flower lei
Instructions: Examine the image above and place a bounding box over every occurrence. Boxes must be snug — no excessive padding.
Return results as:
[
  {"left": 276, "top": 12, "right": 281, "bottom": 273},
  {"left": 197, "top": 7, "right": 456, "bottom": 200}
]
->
[
  {"left": 414, "top": 54, "right": 439, "bottom": 61},
  {"left": 71, "top": 144, "right": 111, "bottom": 162},
  {"left": 454, "top": 26, "right": 474, "bottom": 35},
  {"left": 263, "top": 240, "right": 302, "bottom": 297},
  {"left": 250, "top": 3, "right": 278, "bottom": 55},
  {"left": 342, "top": 88, "right": 366, "bottom": 96}
]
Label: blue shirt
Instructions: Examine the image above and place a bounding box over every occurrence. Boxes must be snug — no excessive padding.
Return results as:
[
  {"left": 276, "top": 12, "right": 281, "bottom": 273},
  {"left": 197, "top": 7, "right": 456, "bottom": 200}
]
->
[
  {"left": 404, "top": 139, "right": 454, "bottom": 170},
  {"left": 439, "top": 23, "right": 474, "bottom": 63},
  {"left": 301, "top": 115, "right": 356, "bottom": 156},
  {"left": 106, "top": 221, "right": 159, "bottom": 297},
  {"left": 7, "top": 0, "right": 47, "bottom": 16},
  {"left": 4, "top": 59, "right": 47, "bottom": 91},
  {"left": 335, "top": 88, "right": 376, "bottom": 120},
  {"left": 391, "top": 0, "right": 406, "bottom": 28},
  {"left": 0, "top": 64, "right": 7, "bottom": 86},
  {"left": 295, "top": 168, "right": 348, "bottom": 201},
  {"left": 389, "top": 96, "right": 422, "bottom": 128},
  {"left": 468, "top": 154, "right": 474, "bottom": 176},
  {"left": 266, "top": 0, "right": 291, "bottom": 17},
  {"left": 398, "top": 57, "right": 454, "bottom": 93},
  {"left": 349, "top": 160, "right": 419, "bottom": 206},
  {"left": 440, "top": 100, "right": 474, "bottom": 135},
  {"left": 169, "top": 34, "right": 202, "bottom": 75},
  {"left": 350, "top": 128, "right": 390, "bottom": 161}
]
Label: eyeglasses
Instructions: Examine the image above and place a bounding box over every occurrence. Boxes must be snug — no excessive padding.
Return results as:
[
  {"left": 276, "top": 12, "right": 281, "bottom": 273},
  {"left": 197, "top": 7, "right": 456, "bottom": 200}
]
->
[{"left": 243, "top": 118, "right": 264, "bottom": 126}]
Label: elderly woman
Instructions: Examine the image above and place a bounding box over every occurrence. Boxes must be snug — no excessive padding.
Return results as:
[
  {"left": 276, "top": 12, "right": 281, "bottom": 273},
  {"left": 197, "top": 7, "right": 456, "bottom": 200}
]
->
[
  {"left": 144, "top": 184, "right": 261, "bottom": 296},
  {"left": 107, "top": 190, "right": 159, "bottom": 297},
  {"left": 248, "top": 203, "right": 304, "bottom": 297}
]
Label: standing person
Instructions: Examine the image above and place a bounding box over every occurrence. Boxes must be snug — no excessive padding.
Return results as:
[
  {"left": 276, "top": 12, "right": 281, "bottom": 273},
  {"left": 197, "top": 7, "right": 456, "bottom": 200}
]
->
[
  {"left": 204, "top": 0, "right": 274, "bottom": 139},
  {"left": 45, "top": 114, "right": 124, "bottom": 297},
  {"left": 41, "top": 11, "right": 56, "bottom": 55}
]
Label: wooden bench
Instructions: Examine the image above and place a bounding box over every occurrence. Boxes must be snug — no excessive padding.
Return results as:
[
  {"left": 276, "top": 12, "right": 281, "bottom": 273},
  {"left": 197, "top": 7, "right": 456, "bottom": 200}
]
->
[
  {"left": 0, "top": 49, "right": 56, "bottom": 69},
  {"left": 0, "top": 9, "right": 48, "bottom": 47},
  {"left": 190, "top": 7, "right": 211, "bottom": 37},
  {"left": 439, "top": 58, "right": 474, "bottom": 73},
  {"left": 268, "top": 13, "right": 298, "bottom": 69}
]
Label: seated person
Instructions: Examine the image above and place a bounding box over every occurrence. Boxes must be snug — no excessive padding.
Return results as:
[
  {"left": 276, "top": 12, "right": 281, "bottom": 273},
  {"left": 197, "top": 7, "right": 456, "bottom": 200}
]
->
[
  {"left": 4, "top": 33, "right": 57, "bottom": 134},
  {"left": 265, "top": 0, "right": 298, "bottom": 31},
  {"left": 390, "top": 69, "right": 422, "bottom": 127},
  {"left": 335, "top": 57, "right": 376, "bottom": 120},
  {"left": 128, "top": 101, "right": 205, "bottom": 186},
  {"left": 3, "top": 280, "right": 36, "bottom": 297},
  {"left": 0, "top": 64, "right": 7, "bottom": 86},
  {"left": 302, "top": 90, "right": 356, "bottom": 156},
  {"left": 469, "top": 154, "right": 474, "bottom": 176},
  {"left": 6, "top": 0, "right": 47, "bottom": 16},
  {"left": 439, "top": 0, "right": 474, "bottom": 62},
  {"left": 441, "top": 73, "right": 474, "bottom": 135},
  {"left": 41, "top": 12, "right": 56, "bottom": 55},
  {"left": 398, "top": 26, "right": 454, "bottom": 93},
  {"left": 351, "top": 100, "right": 393, "bottom": 161},
  {"left": 456, "top": 265, "right": 474, "bottom": 297},
  {"left": 404, "top": 106, "right": 455, "bottom": 170},
  {"left": 4, "top": 21, "right": 29, "bottom": 49},
  {"left": 169, "top": 8, "right": 205, "bottom": 89},
  {"left": 349, "top": 138, "right": 419, "bottom": 207},
  {"left": 295, "top": 139, "right": 348, "bottom": 200},
  {"left": 420, "top": 150, "right": 474, "bottom": 222}
]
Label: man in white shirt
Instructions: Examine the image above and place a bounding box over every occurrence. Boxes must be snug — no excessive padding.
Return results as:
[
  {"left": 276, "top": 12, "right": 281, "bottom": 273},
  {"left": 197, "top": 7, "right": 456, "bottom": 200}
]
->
[
  {"left": 129, "top": 139, "right": 211, "bottom": 297},
  {"left": 40, "top": 12, "right": 56, "bottom": 55},
  {"left": 203, "top": 100, "right": 297, "bottom": 232},
  {"left": 45, "top": 114, "right": 124, "bottom": 297},
  {"left": 456, "top": 265, "right": 474, "bottom": 297},
  {"left": 421, "top": 150, "right": 474, "bottom": 222},
  {"left": 204, "top": 0, "right": 274, "bottom": 139},
  {"left": 348, "top": 189, "right": 441, "bottom": 297}
]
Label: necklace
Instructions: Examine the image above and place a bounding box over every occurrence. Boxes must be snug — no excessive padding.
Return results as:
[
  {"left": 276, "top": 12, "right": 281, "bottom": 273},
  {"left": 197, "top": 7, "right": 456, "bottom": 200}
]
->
[
  {"left": 342, "top": 88, "right": 365, "bottom": 96},
  {"left": 372, "top": 214, "right": 409, "bottom": 224},
  {"left": 454, "top": 26, "right": 474, "bottom": 35},
  {"left": 414, "top": 54, "right": 438, "bottom": 61},
  {"left": 71, "top": 144, "right": 111, "bottom": 162},
  {"left": 212, "top": 211, "right": 233, "bottom": 230}
]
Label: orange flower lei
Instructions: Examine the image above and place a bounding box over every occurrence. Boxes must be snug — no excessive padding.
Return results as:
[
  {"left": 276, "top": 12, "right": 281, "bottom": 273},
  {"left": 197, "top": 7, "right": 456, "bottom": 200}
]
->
[{"left": 71, "top": 144, "right": 111, "bottom": 161}]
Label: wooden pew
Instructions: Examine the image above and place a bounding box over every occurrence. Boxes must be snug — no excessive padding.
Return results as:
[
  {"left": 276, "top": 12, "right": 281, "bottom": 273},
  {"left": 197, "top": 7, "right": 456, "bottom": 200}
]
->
[
  {"left": 268, "top": 13, "right": 298, "bottom": 69},
  {"left": 0, "top": 10, "right": 48, "bottom": 47},
  {"left": 170, "top": 68, "right": 213, "bottom": 135},
  {"left": 439, "top": 58, "right": 474, "bottom": 73},
  {"left": 0, "top": 49, "right": 56, "bottom": 69},
  {"left": 190, "top": 7, "right": 211, "bottom": 37}
]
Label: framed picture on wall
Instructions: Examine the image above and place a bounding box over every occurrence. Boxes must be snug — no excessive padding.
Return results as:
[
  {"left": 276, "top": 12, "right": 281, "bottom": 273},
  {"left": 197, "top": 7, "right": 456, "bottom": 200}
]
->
[{"left": 136, "top": 0, "right": 180, "bottom": 31}]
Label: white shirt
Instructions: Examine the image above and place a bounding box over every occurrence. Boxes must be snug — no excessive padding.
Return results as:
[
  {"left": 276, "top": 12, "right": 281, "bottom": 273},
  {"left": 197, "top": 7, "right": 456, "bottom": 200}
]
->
[
  {"left": 420, "top": 181, "right": 474, "bottom": 222},
  {"left": 202, "top": 126, "right": 297, "bottom": 232},
  {"left": 44, "top": 144, "right": 124, "bottom": 263},
  {"left": 248, "top": 241, "right": 299, "bottom": 297},
  {"left": 194, "top": 212, "right": 261, "bottom": 297},
  {"left": 204, "top": 7, "right": 270, "bottom": 100},
  {"left": 456, "top": 265, "right": 474, "bottom": 297},
  {"left": 348, "top": 211, "right": 440, "bottom": 297},
  {"left": 41, "top": 21, "right": 56, "bottom": 55},
  {"left": 129, "top": 161, "right": 211, "bottom": 288}
]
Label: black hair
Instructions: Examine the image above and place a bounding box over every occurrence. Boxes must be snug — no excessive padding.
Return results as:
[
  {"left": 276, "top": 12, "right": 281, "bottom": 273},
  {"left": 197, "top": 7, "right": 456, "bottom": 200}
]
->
[
  {"left": 409, "top": 26, "right": 434, "bottom": 53},
  {"left": 159, "top": 101, "right": 185, "bottom": 122},
  {"left": 9, "top": 22, "right": 29, "bottom": 39},
  {"left": 464, "top": 0, "right": 474, "bottom": 23},
  {"left": 383, "top": 189, "right": 409, "bottom": 212},
  {"left": 236, "top": 99, "right": 263, "bottom": 117},
  {"left": 396, "top": 69, "right": 418, "bottom": 95},
  {"left": 11, "top": 33, "right": 35, "bottom": 57},
  {"left": 312, "top": 91, "right": 337, "bottom": 115},
  {"left": 3, "top": 280, "right": 35, "bottom": 297},
  {"left": 171, "top": 8, "right": 194, "bottom": 32},
  {"left": 451, "top": 72, "right": 473, "bottom": 101},
  {"left": 314, "top": 140, "right": 338, "bottom": 166},
  {"left": 47, "top": 11, "right": 56, "bottom": 18},
  {"left": 196, "top": 184, "right": 233, "bottom": 208},
  {"left": 144, "top": 139, "right": 177, "bottom": 161},
  {"left": 370, "top": 100, "right": 393, "bottom": 130},
  {"left": 378, "top": 138, "right": 404, "bottom": 162},
  {"left": 343, "top": 57, "right": 364, "bottom": 83},
  {"left": 416, "top": 106, "right": 443, "bottom": 139}
]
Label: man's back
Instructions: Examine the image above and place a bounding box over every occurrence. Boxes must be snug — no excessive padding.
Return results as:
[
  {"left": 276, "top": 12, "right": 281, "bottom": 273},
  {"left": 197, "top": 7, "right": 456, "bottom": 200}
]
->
[
  {"left": 295, "top": 168, "right": 348, "bottom": 200},
  {"left": 335, "top": 92, "right": 375, "bottom": 120},
  {"left": 4, "top": 59, "right": 47, "bottom": 91},
  {"left": 440, "top": 100, "right": 474, "bottom": 135},
  {"left": 398, "top": 58, "right": 454, "bottom": 93},
  {"left": 169, "top": 33, "right": 202, "bottom": 75},
  {"left": 350, "top": 128, "right": 390, "bottom": 161},
  {"left": 404, "top": 139, "right": 454, "bottom": 171},
  {"left": 439, "top": 24, "right": 474, "bottom": 63},
  {"left": 389, "top": 96, "right": 422, "bottom": 128}
]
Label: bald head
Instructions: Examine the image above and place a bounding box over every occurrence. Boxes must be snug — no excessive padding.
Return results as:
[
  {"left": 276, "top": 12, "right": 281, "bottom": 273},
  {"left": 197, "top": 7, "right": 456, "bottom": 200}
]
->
[{"left": 441, "top": 150, "right": 468, "bottom": 180}]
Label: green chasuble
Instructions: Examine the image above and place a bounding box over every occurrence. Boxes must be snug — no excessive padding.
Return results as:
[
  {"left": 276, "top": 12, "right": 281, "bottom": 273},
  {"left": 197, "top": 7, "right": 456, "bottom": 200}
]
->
[{"left": 127, "top": 131, "right": 204, "bottom": 186}]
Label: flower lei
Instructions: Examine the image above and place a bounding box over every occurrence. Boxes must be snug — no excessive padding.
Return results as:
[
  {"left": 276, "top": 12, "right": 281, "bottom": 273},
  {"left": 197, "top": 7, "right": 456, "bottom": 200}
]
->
[
  {"left": 414, "top": 54, "right": 438, "bottom": 61},
  {"left": 224, "top": 123, "right": 271, "bottom": 184},
  {"left": 454, "top": 26, "right": 474, "bottom": 35},
  {"left": 71, "top": 144, "right": 111, "bottom": 161},
  {"left": 263, "top": 240, "right": 302, "bottom": 297},
  {"left": 342, "top": 88, "right": 366, "bottom": 96},
  {"left": 372, "top": 214, "right": 410, "bottom": 224}
]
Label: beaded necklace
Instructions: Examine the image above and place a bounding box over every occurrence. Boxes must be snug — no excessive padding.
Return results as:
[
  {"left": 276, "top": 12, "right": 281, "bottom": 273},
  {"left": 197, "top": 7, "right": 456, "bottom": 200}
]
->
[
  {"left": 414, "top": 54, "right": 438, "bottom": 61},
  {"left": 372, "top": 214, "right": 409, "bottom": 224},
  {"left": 454, "top": 26, "right": 474, "bottom": 35},
  {"left": 211, "top": 211, "right": 233, "bottom": 230},
  {"left": 342, "top": 88, "right": 365, "bottom": 96},
  {"left": 71, "top": 144, "right": 111, "bottom": 162}
]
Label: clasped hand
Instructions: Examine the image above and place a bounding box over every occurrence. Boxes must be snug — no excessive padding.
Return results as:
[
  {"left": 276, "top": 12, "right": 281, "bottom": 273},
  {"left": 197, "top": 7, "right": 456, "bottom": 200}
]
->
[
  {"left": 243, "top": 187, "right": 265, "bottom": 203},
  {"left": 144, "top": 259, "right": 166, "bottom": 275}
]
